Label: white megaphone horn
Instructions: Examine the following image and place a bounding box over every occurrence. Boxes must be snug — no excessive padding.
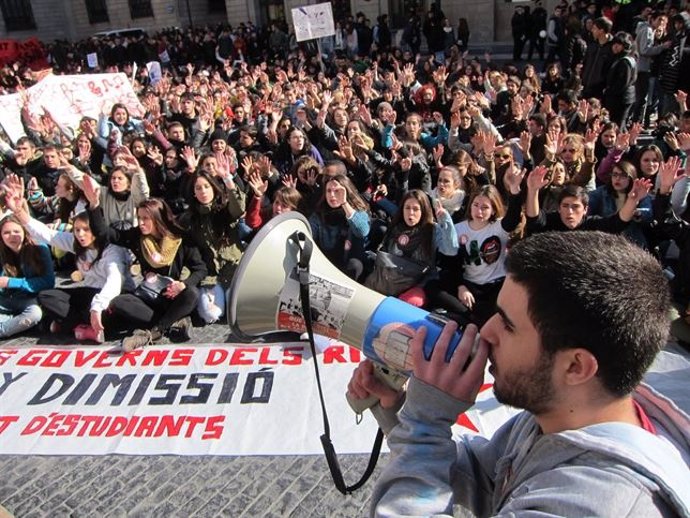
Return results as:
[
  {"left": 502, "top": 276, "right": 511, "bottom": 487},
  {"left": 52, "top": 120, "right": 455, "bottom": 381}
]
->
[{"left": 227, "top": 212, "right": 471, "bottom": 412}]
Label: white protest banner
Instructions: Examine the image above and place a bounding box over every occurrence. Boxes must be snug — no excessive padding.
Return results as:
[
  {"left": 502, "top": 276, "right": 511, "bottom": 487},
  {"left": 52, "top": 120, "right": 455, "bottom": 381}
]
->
[
  {"left": 87, "top": 52, "right": 98, "bottom": 69},
  {"left": 291, "top": 2, "right": 335, "bottom": 42},
  {"left": 0, "top": 343, "right": 518, "bottom": 456},
  {"left": 27, "top": 73, "right": 145, "bottom": 130},
  {"left": 0, "top": 92, "right": 25, "bottom": 144}
]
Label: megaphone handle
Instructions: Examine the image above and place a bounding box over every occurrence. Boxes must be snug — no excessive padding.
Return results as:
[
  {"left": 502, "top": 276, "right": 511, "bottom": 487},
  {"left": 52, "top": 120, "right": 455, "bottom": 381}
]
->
[{"left": 347, "top": 362, "right": 409, "bottom": 414}]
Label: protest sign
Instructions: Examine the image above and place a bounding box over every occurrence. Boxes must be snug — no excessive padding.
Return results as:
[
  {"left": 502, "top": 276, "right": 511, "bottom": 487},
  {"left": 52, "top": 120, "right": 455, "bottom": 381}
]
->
[
  {"left": 291, "top": 3, "right": 336, "bottom": 42},
  {"left": 0, "top": 92, "right": 26, "bottom": 144},
  {"left": 0, "top": 343, "right": 517, "bottom": 456},
  {"left": 0, "top": 72, "right": 146, "bottom": 143},
  {"left": 87, "top": 53, "right": 98, "bottom": 69}
]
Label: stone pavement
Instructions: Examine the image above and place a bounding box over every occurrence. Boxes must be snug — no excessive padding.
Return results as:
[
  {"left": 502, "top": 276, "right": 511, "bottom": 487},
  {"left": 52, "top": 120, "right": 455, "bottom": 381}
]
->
[{"left": 0, "top": 315, "right": 386, "bottom": 517}]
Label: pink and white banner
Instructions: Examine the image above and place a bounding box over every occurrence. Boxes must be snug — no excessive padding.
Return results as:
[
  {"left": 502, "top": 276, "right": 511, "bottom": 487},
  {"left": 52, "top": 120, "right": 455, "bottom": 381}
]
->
[{"left": 0, "top": 343, "right": 517, "bottom": 456}]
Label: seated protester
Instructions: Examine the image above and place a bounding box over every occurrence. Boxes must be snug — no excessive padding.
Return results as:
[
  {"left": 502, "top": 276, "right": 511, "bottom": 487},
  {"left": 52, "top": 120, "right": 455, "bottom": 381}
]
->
[
  {"left": 594, "top": 121, "right": 621, "bottom": 164},
  {"left": 309, "top": 173, "right": 370, "bottom": 281},
  {"left": 159, "top": 147, "right": 188, "bottom": 214},
  {"left": 179, "top": 171, "right": 245, "bottom": 324},
  {"left": 273, "top": 127, "right": 324, "bottom": 177},
  {"left": 427, "top": 177, "right": 524, "bottom": 327},
  {"left": 5, "top": 185, "right": 133, "bottom": 344},
  {"left": 68, "top": 149, "right": 150, "bottom": 231},
  {"left": 449, "top": 148, "right": 492, "bottom": 195},
  {"left": 26, "top": 171, "right": 87, "bottom": 226},
  {"left": 84, "top": 184, "right": 207, "bottom": 351},
  {"left": 332, "top": 119, "right": 377, "bottom": 193},
  {"left": 525, "top": 165, "right": 652, "bottom": 236},
  {"left": 0, "top": 136, "right": 42, "bottom": 183},
  {"left": 364, "top": 189, "right": 457, "bottom": 308},
  {"left": 588, "top": 160, "right": 652, "bottom": 248},
  {"left": 539, "top": 160, "right": 569, "bottom": 213},
  {"left": 245, "top": 174, "right": 302, "bottom": 231},
  {"left": 0, "top": 214, "right": 55, "bottom": 338},
  {"left": 383, "top": 112, "right": 449, "bottom": 153},
  {"left": 348, "top": 232, "right": 687, "bottom": 518},
  {"left": 98, "top": 103, "right": 144, "bottom": 147},
  {"left": 128, "top": 136, "right": 165, "bottom": 197},
  {"left": 179, "top": 147, "right": 243, "bottom": 205},
  {"left": 542, "top": 132, "right": 598, "bottom": 191},
  {"left": 429, "top": 165, "right": 466, "bottom": 223},
  {"left": 233, "top": 125, "right": 263, "bottom": 162}
]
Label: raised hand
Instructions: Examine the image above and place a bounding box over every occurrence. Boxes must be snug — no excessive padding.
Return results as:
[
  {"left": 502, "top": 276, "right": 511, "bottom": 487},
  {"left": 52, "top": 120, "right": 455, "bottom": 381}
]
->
[
  {"left": 247, "top": 170, "right": 268, "bottom": 197},
  {"left": 658, "top": 156, "right": 684, "bottom": 194},
  {"left": 527, "top": 165, "right": 550, "bottom": 191},
  {"left": 504, "top": 165, "right": 526, "bottom": 194},
  {"left": 519, "top": 130, "right": 532, "bottom": 156},
  {"left": 281, "top": 174, "right": 298, "bottom": 189},
  {"left": 432, "top": 144, "right": 445, "bottom": 166},
  {"left": 82, "top": 174, "right": 101, "bottom": 207},
  {"left": 627, "top": 178, "right": 653, "bottom": 205},
  {"left": 181, "top": 146, "right": 198, "bottom": 172}
]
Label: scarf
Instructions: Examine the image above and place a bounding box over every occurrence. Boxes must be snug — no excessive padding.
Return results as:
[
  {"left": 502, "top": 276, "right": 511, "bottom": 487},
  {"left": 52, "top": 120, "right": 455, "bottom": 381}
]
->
[
  {"left": 431, "top": 188, "right": 465, "bottom": 216},
  {"left": 140, "top": 234, "right": 182, "bottom": 269}
]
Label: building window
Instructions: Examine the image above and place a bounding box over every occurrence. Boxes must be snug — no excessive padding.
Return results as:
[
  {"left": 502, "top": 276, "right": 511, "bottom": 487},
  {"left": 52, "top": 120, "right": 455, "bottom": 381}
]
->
[
  {"left": 0, "top": 0, "right": 36, "bottom": 31},
  {"left": 85, "top": 0, "right": 109, "bottom": 24},
  {"left": 128, "top": 0, "right": 153, "bottom": 19},
  {"left": 209, "top": 0, "right": 226, "bottom": 14}
]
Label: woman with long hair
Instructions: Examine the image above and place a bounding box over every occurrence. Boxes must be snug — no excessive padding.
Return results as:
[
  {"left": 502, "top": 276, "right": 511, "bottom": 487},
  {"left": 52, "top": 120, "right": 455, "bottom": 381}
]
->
[
  {"left": 0, "top": 213, "right": 55, "bottom": 338},
  {"left": 273, "top": 127, "right": 324, "bottom": 176},
  {"left": 4, "top": 176, "right": 133, "bottom": 343},
  {"left": 426, "top": 172, "right": 525, "bottom": 326},
  {"left": 365, "top": 189, "right": 457, "bottom": 307},
  {"left": 179, "top": 170, "right": 245, "bottom": 324},
  {"left": 84, "top": 179, "right": 207, "bottom": 351},
  {"left": 309, "top": 174, "right": 370, "bottom": 280}
]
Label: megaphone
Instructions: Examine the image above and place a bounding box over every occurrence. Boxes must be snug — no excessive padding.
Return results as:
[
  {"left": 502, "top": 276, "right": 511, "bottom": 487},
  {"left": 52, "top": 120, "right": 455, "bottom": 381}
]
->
[{"left": 227, "top": 212, "right": 470, "bottom": 412}]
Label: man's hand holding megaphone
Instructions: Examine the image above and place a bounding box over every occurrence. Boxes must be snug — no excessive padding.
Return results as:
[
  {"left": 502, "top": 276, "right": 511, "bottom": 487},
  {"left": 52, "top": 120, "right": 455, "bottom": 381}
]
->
[{"left": 347, "top": 321, "right": 489, "bottom": 412}]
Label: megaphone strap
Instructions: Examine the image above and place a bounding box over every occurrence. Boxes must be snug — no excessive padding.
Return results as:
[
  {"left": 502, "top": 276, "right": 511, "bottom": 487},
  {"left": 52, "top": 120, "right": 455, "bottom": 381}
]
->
[{"left": 288, "top": 230, "right": 384, "bottom": 495}]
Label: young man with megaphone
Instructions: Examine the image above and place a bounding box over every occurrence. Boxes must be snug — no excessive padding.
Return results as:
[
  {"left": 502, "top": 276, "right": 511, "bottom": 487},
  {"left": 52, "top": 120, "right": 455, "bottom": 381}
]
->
[{"left": 348, "top": 231, "right": 690, "bottom": 518}]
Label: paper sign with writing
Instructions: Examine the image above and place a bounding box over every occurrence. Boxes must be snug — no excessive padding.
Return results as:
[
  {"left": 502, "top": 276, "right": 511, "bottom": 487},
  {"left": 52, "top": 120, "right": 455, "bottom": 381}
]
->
[{"left": 291, "top": 2, "right": 335, "bottom": 42}]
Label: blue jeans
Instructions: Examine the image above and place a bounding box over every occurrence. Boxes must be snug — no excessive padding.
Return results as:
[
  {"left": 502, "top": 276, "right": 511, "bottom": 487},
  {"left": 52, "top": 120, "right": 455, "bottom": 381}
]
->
[{"left": 0, "top": 292, "right": 42, "bottom": 338}]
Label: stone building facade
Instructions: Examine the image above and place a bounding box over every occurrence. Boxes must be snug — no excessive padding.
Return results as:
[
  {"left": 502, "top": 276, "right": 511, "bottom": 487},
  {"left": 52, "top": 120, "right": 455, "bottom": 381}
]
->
[{"left": 0, "top": 0, "right": 544, "bottom": 43}]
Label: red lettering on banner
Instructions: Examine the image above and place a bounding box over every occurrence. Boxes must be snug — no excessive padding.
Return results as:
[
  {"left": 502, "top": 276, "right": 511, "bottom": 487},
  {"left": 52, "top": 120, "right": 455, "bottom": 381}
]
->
[
  {"left": 43, "top": 350, "right": 70, "bottom": 368},
  {"left": 115, "top": 350, "right": 141, "bottom": 365},
  {"left": 230, "top": 347, "right": 257, "bottom": 365},
  {"left": 0, "top": 415, "right": 19, "bottom": 434},
  {"left": 0, "top": 349, "right": 18, "bottom": 366},
  {"left": 141, "top": 349, "right": 169, "bottom": 366},
  {"left": 74, "top": 350, "right": 100, "bottom": 367},
  {"left": 43, "top": 412, "right": 66, "bottom": 436},
  {"left": 105, "top": 416, "right": 129, "bottom": 436},
  {"left": 258, "top": 347, "right": 278, "bottom": 365},
  {"left": 203, "top": 416, "right": 225, "bottom": 439},
  {"left": 323, "top": 346, "right": 347, "bottom": 364},
  {"left": 183, "top": 416, "right": 205, "bottom": 437},
  {"left": 56, "top": 414, "right": 80, "bottom": 436},
  {"left": 92, "top": 351, "right": 113, "bottom": 368},
  {"left": 17, "top": 350, "right": 48, "bottom": 366},
  {"left": 134, "top": 416, "right": 158, "bottom": 437},
  {"left": 170, "top": 349, "right": 193, "bottom": 366},
  {"left": 21, "top": 414, "right": 49, "bottom": 435},
  {"left": 349, "top": 347, "right": 362, "bottom": 362},
  {"left": 283, "top": 346, "right": 304, "bottom": 365},
  {"left": 205, "top": 349, "right": 226, "bottom": 365},
  {"left": 153, "top": 415, "right": 185, "bottom": 437}
]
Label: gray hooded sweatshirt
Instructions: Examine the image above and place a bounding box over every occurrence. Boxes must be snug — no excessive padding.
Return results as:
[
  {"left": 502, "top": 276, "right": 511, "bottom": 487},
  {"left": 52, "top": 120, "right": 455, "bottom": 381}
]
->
[{"left": 370, "top": 347, "right": 690, "bottom": 517}]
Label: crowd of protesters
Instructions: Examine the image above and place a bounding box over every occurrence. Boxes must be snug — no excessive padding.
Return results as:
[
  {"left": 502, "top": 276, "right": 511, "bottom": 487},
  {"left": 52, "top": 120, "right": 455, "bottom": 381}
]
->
[{"left": 0, "top": 0, "right": 689, "bottom": 351}]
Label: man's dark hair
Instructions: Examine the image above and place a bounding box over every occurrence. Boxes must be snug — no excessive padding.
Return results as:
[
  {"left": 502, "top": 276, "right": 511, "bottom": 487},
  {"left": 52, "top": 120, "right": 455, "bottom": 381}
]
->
[
  {"left": 528, "top": 113, "right": 547, "bottom": 128},
  {"left": 558, "top": 184, "right": 589, "bottom": 205},
  {"left": 593, "top": 16, "right": 613, "bottom": 33},
  {"left": 506, "top": 231, "right": 671, "bottom": 397}
]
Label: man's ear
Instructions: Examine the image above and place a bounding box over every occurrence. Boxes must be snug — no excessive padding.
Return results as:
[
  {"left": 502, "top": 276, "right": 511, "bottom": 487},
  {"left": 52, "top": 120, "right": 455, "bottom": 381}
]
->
[{"left": 556, "top": 348, "right": 599, "bottom": 387}]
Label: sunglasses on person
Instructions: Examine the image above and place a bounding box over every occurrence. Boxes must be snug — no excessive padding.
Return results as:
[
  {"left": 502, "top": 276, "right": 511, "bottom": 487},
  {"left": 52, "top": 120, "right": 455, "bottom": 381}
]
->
[{"left": 494, "top": 153, "right": 512, "bottom": 159}]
